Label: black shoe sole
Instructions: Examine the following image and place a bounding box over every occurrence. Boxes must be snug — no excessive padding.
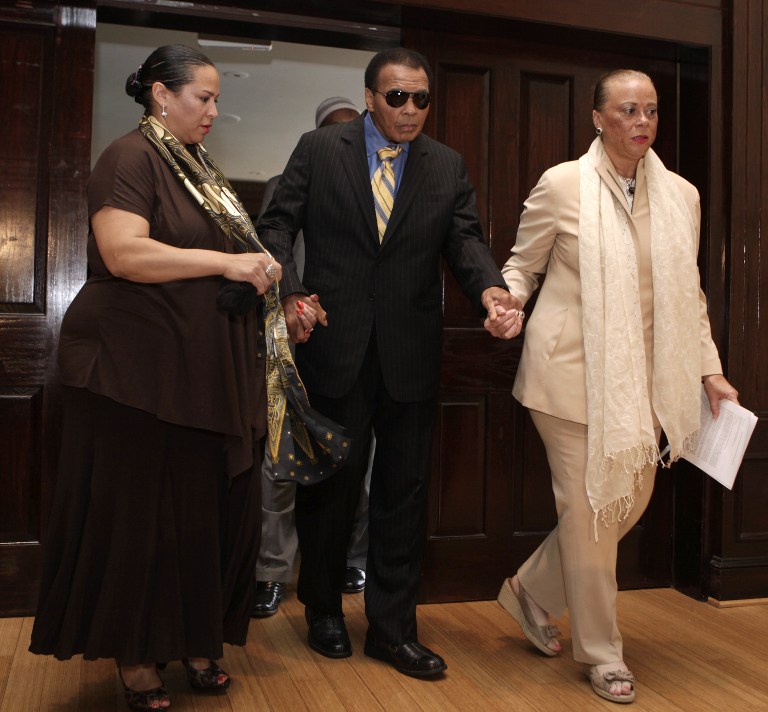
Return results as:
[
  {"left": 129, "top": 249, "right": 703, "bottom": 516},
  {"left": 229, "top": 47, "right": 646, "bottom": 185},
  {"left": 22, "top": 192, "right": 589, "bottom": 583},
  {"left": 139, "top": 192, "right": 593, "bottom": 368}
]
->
[
  {"left": 308, "top": 635, "right": 353, "bottom": 659},
  {"left": 341, "top": 585, "right": 365, "bottom": 594},
  {"left": 251, "top": 606, "right": 279, "bottom": 618},
  {"left": 363, "top": 641, "right": 447, "bottom": 678}
]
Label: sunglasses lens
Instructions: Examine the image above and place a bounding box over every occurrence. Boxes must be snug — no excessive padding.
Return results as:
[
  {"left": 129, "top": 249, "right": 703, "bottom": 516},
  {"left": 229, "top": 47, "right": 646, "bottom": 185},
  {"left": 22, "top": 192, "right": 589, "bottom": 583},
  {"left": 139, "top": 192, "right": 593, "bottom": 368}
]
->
[
  {"left": 385, "top": 90, "right": 408, "bottom": 108},
  {"left": 383, "top": 90, "right": 431, "bottom": 110}
]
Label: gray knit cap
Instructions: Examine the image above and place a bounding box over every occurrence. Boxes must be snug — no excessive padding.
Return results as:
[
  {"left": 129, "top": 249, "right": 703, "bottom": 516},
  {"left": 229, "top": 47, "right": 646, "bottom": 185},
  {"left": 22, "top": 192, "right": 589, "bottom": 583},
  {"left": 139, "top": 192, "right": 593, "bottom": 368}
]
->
[{"left": 315, "top": 96, "right": 359, "bottom": 128}]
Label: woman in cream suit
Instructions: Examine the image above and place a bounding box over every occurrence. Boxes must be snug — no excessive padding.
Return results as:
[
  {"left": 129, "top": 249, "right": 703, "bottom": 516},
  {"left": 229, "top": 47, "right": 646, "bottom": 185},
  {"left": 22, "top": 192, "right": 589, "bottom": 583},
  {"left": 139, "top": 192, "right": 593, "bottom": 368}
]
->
[{"left": 487, "top": 70, "right": 738, "bottom": 704}]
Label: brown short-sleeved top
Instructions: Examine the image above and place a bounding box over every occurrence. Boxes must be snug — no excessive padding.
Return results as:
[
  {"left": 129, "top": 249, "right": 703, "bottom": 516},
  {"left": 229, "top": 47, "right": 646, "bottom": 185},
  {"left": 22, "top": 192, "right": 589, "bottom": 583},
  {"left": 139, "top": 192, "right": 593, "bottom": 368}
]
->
[{"left": 59, "top": 129, "right": 266, "bottom": 476}]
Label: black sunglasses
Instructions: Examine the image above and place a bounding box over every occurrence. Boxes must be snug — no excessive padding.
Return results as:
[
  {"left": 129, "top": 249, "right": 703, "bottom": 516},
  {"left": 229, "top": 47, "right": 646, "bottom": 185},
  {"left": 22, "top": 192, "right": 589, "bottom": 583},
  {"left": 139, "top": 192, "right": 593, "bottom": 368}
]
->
[{"left": 375, "top": 89, "right": 431, "bottom": 110}]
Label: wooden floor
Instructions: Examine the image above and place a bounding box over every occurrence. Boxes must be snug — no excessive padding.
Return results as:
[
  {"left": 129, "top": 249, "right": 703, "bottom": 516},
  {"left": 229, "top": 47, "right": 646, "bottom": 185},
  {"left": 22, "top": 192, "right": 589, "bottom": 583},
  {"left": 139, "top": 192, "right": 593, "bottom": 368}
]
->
[{"left": 1, "top": 587, "right": 767, "bottom": 711}]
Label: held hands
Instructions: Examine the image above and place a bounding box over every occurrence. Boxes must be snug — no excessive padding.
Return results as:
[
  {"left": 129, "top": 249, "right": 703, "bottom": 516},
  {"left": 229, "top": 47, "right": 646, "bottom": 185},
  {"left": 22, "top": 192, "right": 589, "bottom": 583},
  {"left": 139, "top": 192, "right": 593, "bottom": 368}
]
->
[
  {"left": 223, "top": 253, "right": 282, "bottom": 295},
  {"left": 482, "top": 287, "right": 525, "bottom": 339},
  {"left": 282, "top": 293, "right": 328, "bottom": 343},
  {"left": 702, "top": 374, "right": 739, "bottom": 418}
]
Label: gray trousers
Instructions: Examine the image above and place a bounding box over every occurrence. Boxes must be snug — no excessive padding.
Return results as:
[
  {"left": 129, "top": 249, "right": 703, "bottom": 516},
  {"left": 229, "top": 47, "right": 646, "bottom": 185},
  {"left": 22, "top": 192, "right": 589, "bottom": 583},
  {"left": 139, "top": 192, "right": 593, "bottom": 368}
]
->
[
  {"left": 255, "top": 180, "right": 371, "bottom": 583},
  {"left": 255, "top": 439, "right": 374, "bottom": 583}
]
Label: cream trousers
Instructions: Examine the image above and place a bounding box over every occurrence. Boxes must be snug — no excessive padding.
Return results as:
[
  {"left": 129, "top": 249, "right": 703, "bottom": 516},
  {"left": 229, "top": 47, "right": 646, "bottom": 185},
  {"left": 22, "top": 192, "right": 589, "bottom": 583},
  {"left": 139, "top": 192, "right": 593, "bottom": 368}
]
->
[{"left": 518, "top": 409, "right": 659, "bottom": 665}]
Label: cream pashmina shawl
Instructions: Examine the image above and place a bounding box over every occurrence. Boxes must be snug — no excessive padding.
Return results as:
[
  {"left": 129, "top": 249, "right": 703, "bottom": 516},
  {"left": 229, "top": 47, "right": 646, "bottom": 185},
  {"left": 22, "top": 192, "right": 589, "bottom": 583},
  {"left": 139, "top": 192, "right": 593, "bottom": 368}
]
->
[{"left": 578, "top": 138, "right": 701, "bottom": 534}]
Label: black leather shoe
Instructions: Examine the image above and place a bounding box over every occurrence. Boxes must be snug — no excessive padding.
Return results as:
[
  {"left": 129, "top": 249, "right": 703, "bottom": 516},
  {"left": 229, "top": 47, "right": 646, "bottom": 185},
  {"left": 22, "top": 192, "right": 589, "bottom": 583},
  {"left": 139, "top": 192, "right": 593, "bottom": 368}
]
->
[
  {"left": 252, "top": 581, "right": 285, "bottom": 618},
  {"left": 305, "top": 608, "right": 352, "bottom": 658},
  {"left": 364, "top": 638, "right": 447, "bottom": 678},
  {"left": 342, "top": 566, "right": 366, "bottom": 593}
]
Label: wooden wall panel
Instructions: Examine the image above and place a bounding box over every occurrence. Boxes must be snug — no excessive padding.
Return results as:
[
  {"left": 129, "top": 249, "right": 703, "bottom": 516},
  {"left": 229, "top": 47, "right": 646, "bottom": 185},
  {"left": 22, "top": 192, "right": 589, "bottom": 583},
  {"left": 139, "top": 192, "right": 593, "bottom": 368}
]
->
[
  {"left": 0, "top": 387, "right": 46, "bottom": 615},
  {"left": 0, "top": 5, "right": 96, "bottom": 616},
  {"left": 707, "top": 0, "right": 768, "bottom": 601},
  {"left": 519, "top": 73, "right": 572, "bottom": 196},
  {"left": 438, "top": 64, "right": 491, "bottom": 327},
  {"left": 737, "top": 425, "right": 768, "bottom": 539},
  {"left": 430, "top": 397, "right": 486, "bottom": 537},
  {"left": 422, "top": 391, "right": 518, "bottom": 601},
  {"left": 0, "top": 30, "right": 51, "bottom": 309},
  {"left": 0, "top": 389, "right": 43, "bottom": 542},
  {"left": 0, "top": 18, "right": 56, "bottom": 618}
]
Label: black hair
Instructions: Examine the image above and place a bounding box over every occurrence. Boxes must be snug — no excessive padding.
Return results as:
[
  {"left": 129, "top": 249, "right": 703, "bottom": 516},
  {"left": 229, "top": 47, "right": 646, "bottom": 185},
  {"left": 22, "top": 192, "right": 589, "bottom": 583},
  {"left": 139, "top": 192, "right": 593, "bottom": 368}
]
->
[
  {"left": 124, "top": 44, "right": 214, "bottom": 114},
  {"left": 364, "top": 47, "right": 433, "bottom": 90},
  {"left": 593, "top": 69, "right": 655, "bottom": 111}
]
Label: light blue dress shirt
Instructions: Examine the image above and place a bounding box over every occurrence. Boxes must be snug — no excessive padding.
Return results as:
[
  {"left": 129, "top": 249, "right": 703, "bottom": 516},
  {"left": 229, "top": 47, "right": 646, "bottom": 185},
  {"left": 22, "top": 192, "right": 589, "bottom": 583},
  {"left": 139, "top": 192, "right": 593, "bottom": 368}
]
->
[{"left": 364, "top": 112, "right": 410, "bottom": 196}]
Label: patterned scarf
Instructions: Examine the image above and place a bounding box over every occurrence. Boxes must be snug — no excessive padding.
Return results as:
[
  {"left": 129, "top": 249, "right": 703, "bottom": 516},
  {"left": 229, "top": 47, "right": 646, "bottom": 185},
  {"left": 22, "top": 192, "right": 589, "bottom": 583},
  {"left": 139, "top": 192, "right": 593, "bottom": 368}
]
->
[
  {"left": 578, "top": 137, "right": 701, "bottom": 536},
  {"left": 139, "top": 115, "right": 349, "bottom": 482}
]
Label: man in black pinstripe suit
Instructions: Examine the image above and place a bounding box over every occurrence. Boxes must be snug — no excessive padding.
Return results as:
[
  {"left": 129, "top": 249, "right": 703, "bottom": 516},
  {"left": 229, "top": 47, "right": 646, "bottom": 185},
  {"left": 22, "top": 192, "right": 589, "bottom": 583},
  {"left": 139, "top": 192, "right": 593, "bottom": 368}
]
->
[{"left": 258, "top": 47, "right": 517, "bottom": 678}]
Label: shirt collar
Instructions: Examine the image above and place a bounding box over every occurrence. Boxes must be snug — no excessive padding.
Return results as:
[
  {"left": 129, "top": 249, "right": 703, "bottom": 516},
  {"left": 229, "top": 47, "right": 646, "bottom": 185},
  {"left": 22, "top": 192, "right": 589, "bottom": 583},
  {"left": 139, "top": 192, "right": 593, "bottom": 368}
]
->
[{"left": 364, "top": 112, "right": 410, "bottom": 159}]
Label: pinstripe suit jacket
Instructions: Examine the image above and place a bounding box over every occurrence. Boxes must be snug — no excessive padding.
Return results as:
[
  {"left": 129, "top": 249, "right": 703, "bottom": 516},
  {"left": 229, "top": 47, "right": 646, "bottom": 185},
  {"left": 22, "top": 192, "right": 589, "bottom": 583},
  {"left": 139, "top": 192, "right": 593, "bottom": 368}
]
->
[{"left": 258, "top": 114, "right": 506, "bottom": 402}]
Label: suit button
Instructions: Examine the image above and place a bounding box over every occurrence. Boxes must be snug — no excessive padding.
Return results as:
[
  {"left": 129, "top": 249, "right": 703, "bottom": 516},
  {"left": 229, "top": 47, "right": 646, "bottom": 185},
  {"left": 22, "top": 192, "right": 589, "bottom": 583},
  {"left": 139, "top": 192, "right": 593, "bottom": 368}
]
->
[{"left": 368, "top": 293, "right": 375, "bottom": 301}]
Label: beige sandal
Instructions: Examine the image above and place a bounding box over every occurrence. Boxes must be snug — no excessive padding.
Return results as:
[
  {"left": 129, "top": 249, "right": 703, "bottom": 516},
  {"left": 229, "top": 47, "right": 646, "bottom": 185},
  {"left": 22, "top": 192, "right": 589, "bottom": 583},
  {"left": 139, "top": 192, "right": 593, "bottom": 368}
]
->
[
  {"left": 497, "top": 577, "right": 560, "bottom": 656},
  {"left": 588, "top": 667, "right": 636, "bottom": 704}
]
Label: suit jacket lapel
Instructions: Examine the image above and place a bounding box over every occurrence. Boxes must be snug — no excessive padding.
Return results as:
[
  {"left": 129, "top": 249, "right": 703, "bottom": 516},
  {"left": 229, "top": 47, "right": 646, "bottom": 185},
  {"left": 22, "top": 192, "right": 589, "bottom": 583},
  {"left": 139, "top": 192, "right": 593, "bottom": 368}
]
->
[
  {"left": 382, "top": 134, "right": 427, "bottom": 246},
  {"left": 340, "top": 118, "right": 378, "bottom": 241}
]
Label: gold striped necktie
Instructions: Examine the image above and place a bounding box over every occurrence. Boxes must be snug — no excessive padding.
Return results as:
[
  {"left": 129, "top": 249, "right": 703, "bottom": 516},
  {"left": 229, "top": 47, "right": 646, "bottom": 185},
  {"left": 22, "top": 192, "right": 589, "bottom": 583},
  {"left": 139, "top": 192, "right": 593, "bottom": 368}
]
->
[{"left": 372, "top": 145, "right": 403, "bottom": 242}]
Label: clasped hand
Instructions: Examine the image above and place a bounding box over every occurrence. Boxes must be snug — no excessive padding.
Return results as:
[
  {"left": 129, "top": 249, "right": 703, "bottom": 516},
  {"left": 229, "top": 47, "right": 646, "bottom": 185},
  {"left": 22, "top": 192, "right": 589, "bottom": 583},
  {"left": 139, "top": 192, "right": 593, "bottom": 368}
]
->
[
  {"left": 282, "top": 293, "right": 328, "bottom": 343},
  {"left": 482, "top": 287, "right": 525, "bottom": 339}
]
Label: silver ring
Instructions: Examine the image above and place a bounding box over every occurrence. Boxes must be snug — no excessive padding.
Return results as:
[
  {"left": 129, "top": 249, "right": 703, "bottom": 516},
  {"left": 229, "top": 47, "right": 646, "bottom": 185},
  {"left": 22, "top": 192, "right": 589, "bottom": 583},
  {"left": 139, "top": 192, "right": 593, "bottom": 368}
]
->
[
  {"left": 518, "top": 310, "right": 525, "bottom": 320},
  {"left": 265, "top": 263, "right": 277, "bottom": 279}
]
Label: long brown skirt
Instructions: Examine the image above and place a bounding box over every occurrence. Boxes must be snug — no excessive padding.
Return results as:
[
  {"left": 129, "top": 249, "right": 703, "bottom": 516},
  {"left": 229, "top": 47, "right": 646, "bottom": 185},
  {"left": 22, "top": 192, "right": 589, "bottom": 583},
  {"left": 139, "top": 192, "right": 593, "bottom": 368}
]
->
[{"left": 29, "top": 387, "right": 261, "bottom": 665}]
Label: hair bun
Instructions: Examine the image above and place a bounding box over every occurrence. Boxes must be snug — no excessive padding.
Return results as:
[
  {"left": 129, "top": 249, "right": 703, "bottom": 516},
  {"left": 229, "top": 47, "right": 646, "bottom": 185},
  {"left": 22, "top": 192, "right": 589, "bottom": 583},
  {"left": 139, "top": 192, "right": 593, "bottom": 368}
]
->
[{"left": 124, "top": 72, "right": 144, "bottom": 103}]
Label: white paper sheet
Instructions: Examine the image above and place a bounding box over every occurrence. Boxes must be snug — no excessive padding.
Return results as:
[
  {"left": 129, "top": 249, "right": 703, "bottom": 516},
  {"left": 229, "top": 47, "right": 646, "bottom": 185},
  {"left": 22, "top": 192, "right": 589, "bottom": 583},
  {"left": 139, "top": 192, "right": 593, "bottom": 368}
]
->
[{"left": 682, "top": 387, "right": 758, "bottom": 489}]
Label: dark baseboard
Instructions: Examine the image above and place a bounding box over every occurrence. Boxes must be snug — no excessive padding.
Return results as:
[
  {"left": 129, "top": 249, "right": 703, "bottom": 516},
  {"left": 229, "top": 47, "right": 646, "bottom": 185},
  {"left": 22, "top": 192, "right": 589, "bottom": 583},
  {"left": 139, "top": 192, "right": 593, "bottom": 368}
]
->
[{"left": 706, "top": 555, "right": 768, "bottom": 601}]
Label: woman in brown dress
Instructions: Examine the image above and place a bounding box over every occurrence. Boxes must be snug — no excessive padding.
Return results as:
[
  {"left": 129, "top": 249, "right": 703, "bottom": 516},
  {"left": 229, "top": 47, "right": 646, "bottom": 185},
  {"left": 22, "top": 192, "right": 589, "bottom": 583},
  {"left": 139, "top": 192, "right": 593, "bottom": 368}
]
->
[{"left": 28, "top": 45, "right": 307, "bottom": 711}]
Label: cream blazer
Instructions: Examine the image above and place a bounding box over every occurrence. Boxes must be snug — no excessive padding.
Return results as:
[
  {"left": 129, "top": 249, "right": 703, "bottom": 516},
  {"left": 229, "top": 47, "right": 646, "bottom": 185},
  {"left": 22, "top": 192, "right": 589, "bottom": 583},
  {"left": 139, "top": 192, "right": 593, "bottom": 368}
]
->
[{"left": 503, "top": 154, "right": 723, "bottom": 425}]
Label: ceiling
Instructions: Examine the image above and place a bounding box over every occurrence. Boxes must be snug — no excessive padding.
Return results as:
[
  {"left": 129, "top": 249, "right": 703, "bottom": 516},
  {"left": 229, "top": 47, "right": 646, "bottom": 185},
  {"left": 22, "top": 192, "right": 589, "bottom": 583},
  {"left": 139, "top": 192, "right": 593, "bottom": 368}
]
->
[{"left": 93, "top": 23, "right": 375, "bottom": 182}]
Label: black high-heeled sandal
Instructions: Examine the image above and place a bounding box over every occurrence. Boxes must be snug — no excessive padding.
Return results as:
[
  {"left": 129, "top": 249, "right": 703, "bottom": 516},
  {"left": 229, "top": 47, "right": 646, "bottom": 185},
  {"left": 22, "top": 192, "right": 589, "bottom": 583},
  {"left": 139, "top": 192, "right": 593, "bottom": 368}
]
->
[
  {"left": 117, "top": 664, "right": 171, "bottom": 711},
  {"left": 181, "top": 658, "right": 231, "bottom": 693}
]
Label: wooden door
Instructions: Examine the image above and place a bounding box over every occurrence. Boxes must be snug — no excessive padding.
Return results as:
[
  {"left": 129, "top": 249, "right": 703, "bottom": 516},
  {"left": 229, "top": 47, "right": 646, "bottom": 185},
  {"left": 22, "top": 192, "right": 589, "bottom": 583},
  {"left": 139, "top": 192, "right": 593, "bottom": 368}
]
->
[
  {"left": 0, "top": 7, "right": 95, "bottom": 615},
  {"left": 407, "top": 17, "right": 706, "bottom": 602}
]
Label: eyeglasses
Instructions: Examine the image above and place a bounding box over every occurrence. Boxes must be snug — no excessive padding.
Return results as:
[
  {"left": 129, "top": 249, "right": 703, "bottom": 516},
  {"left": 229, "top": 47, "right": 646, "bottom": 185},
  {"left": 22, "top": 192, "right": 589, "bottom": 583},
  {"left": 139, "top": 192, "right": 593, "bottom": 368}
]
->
[{"left": 375, "top": 89, "right": 431, "bottom": 110}]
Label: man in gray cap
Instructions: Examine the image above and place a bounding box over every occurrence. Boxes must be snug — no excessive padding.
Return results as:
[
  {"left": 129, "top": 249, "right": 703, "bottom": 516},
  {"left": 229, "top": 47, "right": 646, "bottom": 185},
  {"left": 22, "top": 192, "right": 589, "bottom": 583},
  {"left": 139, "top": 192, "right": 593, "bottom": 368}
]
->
[
  {"left": 315, "top": 96, "right": 359, "bottom": 130},
  {"left": 251, "top": 96, "right": 368, "bottom": 619}
]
